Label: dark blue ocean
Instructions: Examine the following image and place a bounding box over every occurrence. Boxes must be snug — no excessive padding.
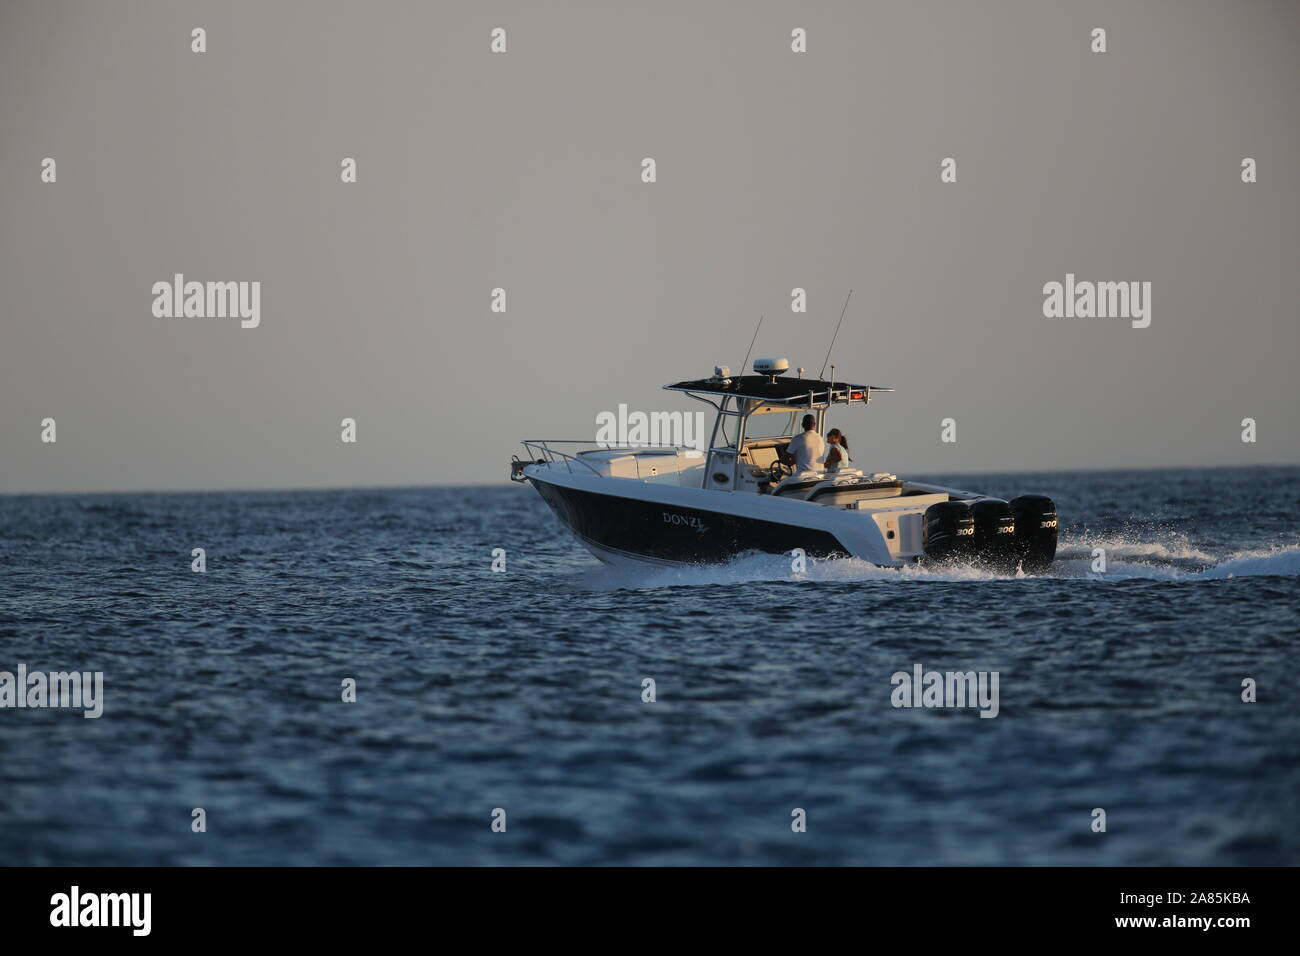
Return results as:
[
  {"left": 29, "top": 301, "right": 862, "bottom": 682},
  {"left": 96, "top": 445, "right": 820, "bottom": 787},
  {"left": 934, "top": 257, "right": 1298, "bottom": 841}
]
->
[{"left": 1, "top": 466, "right": 1297, "bottom": 866}]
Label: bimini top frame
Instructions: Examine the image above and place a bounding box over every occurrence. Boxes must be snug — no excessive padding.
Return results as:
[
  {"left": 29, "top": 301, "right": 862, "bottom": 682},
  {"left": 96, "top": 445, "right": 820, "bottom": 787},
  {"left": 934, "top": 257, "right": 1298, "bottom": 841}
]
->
[{"left": 664, "top": 374, "right": 896, "bottom": 490}]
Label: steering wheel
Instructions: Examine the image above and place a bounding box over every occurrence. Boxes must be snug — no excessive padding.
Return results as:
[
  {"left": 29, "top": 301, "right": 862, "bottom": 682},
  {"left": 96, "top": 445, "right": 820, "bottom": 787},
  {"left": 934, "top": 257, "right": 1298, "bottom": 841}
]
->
[{"left": 768, "top": 460, "right": 793, "bottom": 483}]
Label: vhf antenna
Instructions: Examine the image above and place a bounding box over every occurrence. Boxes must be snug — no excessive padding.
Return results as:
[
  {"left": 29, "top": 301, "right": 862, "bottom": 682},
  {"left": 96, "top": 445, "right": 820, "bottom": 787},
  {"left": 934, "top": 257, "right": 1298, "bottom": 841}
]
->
[
  {"left": 739, "top": 313, "right": 764, "bottom": 375},
  {"left": 818, "top": 289, "right": 853, "bottom": 379}
]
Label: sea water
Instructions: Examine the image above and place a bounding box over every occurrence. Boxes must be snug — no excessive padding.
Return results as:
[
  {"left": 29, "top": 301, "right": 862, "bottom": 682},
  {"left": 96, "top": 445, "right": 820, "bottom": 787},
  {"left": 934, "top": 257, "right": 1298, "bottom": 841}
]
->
[{"left": 1, "top": 466, "right": 1296, "bottom": 865}]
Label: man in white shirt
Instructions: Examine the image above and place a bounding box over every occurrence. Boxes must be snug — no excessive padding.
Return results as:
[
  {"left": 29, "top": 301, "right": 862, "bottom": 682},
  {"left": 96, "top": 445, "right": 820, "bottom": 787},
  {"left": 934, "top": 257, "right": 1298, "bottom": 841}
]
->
[{"left": 784, "top": 415, "right": 825, "bottom": 474}]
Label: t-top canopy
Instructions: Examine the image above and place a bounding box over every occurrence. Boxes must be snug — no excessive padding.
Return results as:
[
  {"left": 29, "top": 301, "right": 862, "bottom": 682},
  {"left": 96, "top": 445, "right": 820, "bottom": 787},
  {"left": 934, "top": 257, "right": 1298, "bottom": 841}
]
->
[{"left": 664, "top": 374, "right": 892, "bottom": 407}]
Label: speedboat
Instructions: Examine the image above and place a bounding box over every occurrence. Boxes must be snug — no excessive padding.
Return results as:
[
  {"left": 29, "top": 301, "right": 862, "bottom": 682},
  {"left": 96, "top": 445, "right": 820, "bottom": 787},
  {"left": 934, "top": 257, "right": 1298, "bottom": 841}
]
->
[{"left": 511, "top": 359, "right": 1057, "bottom": 571}]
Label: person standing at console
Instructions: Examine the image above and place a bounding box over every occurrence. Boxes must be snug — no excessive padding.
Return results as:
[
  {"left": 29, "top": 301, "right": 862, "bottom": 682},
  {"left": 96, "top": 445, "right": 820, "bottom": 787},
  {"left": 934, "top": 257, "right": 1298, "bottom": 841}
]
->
[{"left": 784, "top": 414, "right": 825, "bottom": 473}]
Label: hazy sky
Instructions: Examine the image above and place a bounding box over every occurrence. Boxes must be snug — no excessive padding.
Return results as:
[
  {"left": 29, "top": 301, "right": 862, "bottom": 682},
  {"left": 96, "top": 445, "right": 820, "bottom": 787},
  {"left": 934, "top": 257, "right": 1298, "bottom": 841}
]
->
[{"left": 2, "top": 0, "right": 1297, "bottom": 494}]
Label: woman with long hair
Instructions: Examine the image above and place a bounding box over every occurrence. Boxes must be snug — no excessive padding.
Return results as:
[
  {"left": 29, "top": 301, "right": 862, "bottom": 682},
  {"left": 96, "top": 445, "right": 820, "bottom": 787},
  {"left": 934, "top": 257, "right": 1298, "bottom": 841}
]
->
[{"left": 824, "top": 428, "right": 851, "bottom": 472}]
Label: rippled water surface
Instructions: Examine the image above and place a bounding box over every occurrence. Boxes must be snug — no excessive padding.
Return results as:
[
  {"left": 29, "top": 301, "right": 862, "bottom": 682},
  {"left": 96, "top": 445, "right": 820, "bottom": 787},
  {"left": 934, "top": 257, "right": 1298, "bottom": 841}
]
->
[{"left": 1, "top": 466, "right": 1298, "bottom": 865}]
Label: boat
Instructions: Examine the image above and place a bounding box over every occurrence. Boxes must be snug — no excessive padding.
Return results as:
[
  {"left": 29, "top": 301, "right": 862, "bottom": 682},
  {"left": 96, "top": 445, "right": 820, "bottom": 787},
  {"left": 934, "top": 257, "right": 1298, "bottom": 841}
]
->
[{"left": 510, "top": 358, "right": 1057, "bottom": 571}]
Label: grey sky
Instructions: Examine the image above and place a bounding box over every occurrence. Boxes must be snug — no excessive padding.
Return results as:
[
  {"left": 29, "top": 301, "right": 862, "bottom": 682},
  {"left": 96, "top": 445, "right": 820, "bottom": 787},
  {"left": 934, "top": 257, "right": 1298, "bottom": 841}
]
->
[{"left": 2, "top": 0, "right": 1297, "bottom": 494}]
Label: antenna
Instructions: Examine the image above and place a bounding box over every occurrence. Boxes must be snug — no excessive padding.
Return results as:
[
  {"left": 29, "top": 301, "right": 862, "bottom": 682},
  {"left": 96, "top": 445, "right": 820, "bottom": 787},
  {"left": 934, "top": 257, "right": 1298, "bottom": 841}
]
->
[
  {"left": 818, "top": 289, "right": 853, "bottom": 379},
  {"left": 739, "top": 314, "right": 764, "bottom": 376}
]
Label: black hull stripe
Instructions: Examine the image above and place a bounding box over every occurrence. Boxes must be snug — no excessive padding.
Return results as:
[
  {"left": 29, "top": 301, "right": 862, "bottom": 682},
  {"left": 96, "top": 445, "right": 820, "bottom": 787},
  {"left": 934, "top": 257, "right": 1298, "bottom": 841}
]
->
[{"left": 531, "top": 478, "right": 851, "bottom": 564}]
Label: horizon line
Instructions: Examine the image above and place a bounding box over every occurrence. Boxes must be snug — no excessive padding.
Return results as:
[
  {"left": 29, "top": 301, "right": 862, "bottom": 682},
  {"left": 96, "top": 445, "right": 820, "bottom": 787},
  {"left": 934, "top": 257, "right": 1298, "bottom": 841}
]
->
[{"left": 2, "top": 460, "right": 1297, "bottom": 499}]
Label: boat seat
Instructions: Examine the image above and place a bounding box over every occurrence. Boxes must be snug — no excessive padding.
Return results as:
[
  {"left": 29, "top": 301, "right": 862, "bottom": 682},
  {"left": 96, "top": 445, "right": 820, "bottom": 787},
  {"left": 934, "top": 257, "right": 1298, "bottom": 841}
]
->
[
  {"left": 773, "top": 471, "right": 827, "bottom": 497},
  {"left": 807, "top": 478, "right": 903, "bottom": 503}
]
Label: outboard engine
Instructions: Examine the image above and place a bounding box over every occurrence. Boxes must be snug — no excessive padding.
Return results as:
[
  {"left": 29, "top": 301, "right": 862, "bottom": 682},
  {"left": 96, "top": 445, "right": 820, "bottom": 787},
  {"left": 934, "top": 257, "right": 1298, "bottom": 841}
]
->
[
  {"left": 968, "top": 498, "right": 1018, "bottom": 571},
  {"left": 922, "top": 501, "right": 974, "bottom": 564},
  {"left": 1009, "top": 495, "right": 1058, "bottom": 573}
]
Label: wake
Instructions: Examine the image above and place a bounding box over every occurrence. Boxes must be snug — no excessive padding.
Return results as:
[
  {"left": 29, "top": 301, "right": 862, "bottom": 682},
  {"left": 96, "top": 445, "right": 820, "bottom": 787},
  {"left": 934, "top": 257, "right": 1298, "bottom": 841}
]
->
[{"left": 580, "top": 537, "right": 1300, "bottom": 590}]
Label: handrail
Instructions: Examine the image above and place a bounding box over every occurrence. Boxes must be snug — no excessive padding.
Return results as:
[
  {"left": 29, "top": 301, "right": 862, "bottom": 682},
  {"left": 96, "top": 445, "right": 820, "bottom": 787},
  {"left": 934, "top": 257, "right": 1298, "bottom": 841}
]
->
[{"left": 519, "top": 440, "right": 605, "bottom": 477}]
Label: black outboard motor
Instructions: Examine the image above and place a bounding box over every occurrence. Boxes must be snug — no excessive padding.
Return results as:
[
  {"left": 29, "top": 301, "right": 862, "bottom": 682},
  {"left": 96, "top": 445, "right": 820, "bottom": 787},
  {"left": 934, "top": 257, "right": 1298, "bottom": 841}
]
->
[
  {"left": 922, "top": 501, "right": 974, "bottom": 563},
  {"left": 968, "top": 498, "right": 1018, "bottom": 571},
  {"left": 1009, "top": 495, "right": 1058, "bottom": 573}
]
